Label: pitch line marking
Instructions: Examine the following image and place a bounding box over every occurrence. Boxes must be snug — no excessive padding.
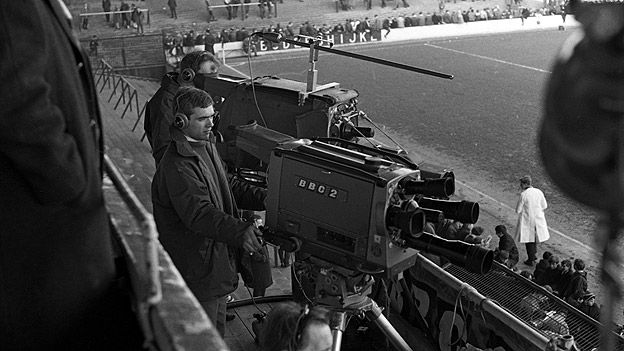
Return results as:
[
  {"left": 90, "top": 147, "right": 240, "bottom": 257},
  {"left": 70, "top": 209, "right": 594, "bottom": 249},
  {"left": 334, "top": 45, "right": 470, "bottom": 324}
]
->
[
  {"left": 424, "top": 43, "right": 552, "bottom": 74},
  {"left": 224, "top": 62, "right": 250, "bottom": 78}
]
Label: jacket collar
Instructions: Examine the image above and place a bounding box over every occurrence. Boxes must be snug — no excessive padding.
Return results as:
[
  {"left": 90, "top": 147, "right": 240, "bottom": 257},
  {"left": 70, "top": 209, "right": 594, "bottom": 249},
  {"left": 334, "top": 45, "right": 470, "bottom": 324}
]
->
[{"left": 170, "top": 125, "right": 216, "bottom": 158}]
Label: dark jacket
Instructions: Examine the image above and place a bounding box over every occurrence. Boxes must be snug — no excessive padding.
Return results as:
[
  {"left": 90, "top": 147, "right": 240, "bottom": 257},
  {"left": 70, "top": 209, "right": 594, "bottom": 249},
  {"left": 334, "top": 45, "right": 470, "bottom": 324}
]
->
[
  {"left": 144, "top": 72, "right": 180, "bottom": 166},
  {"left": 556, "top": 269, "right": 574, "bottom": 297},
  {"left": 562, "top": 270, "right": 588, "bottom": 300},
  {"left": 0, "top": 1, "right": 117, "bottom": 348},
  {"left": 152, "top": 128, "right": 265, "bottom": 300},
  {"left": 533, "top": 259, "right": 550, "bottom": 284},
  {"left": 497, "top": 232, "right": 519, "bottom": 263}
]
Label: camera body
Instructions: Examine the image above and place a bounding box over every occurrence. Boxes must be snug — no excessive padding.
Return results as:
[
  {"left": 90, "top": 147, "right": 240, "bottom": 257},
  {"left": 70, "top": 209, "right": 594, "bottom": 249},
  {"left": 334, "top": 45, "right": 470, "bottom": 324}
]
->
[{"left": 265, "top": 138, "right": 423, "bottom": 277}]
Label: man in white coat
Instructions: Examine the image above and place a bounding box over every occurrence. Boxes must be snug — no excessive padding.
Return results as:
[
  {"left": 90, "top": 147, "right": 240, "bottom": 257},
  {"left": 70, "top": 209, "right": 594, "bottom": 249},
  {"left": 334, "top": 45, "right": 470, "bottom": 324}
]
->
[{"left": 515, "top": 175, "right": 550, "bottom": 266}]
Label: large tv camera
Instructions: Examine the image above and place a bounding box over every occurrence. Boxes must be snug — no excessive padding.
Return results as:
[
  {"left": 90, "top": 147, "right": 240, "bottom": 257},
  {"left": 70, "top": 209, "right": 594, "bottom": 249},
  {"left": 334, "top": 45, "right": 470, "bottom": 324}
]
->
[
  {"left": 214, "top": 37, "right": 492, "bottom": 350},
  {"left": 233, "top": 123, "right": 493, "bottom": 277}
]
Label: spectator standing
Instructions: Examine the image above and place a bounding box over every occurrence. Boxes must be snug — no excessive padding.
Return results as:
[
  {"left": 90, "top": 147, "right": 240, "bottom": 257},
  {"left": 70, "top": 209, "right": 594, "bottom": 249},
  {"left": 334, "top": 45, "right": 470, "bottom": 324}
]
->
[
  {"left": 521, "top": 7, "right": 531, "bottom": 25},
  {"left": 120, "top": 1, "right": 130, "bottom": 28},
  {"left": 102, "top": 0, "right": 111, "bottom": 22},
  {"left": 112, "top": 5, "right": 121, "bottom": 29},
  {"left": 514, "top": 175, "right": 550, "bottom": 266},
  {"left": 494, "top": 224, "right": 519, "bottom": 269},
  {"left": 232, "top": 0, "right": 241, "bottom": 19},
  {"left": 168, "top": 0, "right": 178, "bottom": 19},
  {"left": 151, "top": 87, "right": 266, "bottom": 337},
  {"left": 243, "top": 0, "right": 251, "bottom": 19},
  {"left": 131, "top": 4, "right": 144, "bottom": 35},
  {"left": 286, "top": 21, "right": 296, "bottom": 37},
  {"left": 204, "top": 29, "right": 216, "bottom": 54},
  {"left": 0, "top": 1, "right": 140, "bottom": 348},
  {"left": 224, "top": 0, "right": 233, "bottom": 20},
  {"left": 205, "top": 0, "right": 217, "bottom": 21},
  {"left": 81, "top": 2, "right": 89, "bottom": 30},
  {"left": 89, "top": 34, "right": 99, "bottom": 56}
]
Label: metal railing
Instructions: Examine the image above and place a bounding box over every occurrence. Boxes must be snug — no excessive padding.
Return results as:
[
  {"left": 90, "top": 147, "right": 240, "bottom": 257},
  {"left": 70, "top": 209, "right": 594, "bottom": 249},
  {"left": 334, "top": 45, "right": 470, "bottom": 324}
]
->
[
  {"left": 445, "top": 261, "right": 624, "bottom": 351},
  {"left": 78, "top": 8, "right": 150, "bottom": 31},
  {"left": 94, "top": 59, "right": 146, "bottom": 138}
]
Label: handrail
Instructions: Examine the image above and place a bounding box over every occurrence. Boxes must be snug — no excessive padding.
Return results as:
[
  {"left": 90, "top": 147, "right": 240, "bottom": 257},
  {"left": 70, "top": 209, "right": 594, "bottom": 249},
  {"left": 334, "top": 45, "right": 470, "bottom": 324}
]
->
[
  {"left": 95, "top": 59, "right": 145, "bottom": 138},
  {"left": 79, "top": 8, "right": 150, "bottom": 25}
]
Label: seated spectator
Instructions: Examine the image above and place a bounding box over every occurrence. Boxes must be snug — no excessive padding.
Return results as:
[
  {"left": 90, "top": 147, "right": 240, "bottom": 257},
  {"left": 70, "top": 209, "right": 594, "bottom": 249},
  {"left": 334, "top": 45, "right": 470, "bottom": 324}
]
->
[
  {"left": 259, "top": 302, "right": 332, "bottom": 351},
  {"left": 562, "top": 259, "right": 588, "bottom": 302},
  {"left": 555, "top": 259, "right": 573, "bottom": 298},
  {"left": 537, "top": 254, "right": 560, "bottom": 287},
  {"left": 578, "top": 292, "right": 600, "bottom": 321},
  {"left": 494, "top": 224, "right": 519, "bottom": 269},
  {"left": 533, "top": 251, "right": 552, "bottom": 283}
]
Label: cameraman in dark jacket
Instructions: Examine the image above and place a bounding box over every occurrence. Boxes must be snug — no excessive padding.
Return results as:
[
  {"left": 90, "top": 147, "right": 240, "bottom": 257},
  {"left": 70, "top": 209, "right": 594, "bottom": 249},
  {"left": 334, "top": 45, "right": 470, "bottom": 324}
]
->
[{"left": 151, "top": 87, "right": 266, "bottom": 336}]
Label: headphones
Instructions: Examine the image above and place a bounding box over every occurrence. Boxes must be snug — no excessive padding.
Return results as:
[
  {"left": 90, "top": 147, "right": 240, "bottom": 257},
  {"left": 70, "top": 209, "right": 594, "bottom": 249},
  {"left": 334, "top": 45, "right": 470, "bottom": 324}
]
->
[
  {"left": 180, "top": 67, "right": 196, "bottom": 83},
  {"left": 173, "top": 91, "right": 190, "bottom": 129},
  {"left": 180, "top": 52, "right": 218, "bottom": 83},
  {"left": 173, "top": 89, "right": 220, "bottom": 131}
]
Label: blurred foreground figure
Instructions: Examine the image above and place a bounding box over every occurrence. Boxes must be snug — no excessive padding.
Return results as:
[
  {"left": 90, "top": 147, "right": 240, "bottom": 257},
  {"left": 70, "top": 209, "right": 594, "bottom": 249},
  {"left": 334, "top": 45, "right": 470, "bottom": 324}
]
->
[
  {"left": 0, "top": 1, "right": 138, "bottom": 349},
  {"left": 259, "top": 301, "right": 332, "bottom": 351},
  {"left": 540, "top": 2, "right": 624, "bottom": 350}
]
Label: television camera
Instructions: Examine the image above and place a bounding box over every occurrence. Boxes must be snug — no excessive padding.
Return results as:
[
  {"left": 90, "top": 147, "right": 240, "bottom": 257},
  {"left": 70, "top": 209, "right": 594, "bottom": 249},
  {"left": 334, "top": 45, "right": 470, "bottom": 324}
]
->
[
  {"left": 201, "top": 35, "right": 493, "bottom": 350},
  {"left": 232, "top": 122, "right": 493, "bottom": 351}
]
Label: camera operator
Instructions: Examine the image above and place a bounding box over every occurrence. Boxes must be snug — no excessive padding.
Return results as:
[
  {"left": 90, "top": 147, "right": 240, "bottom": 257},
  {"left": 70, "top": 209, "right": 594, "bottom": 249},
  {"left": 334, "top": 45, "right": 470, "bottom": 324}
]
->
[
  {"left": 144, "top": 50, "right": 220, "bottom": 167},
  {"left": 151, "top": 87, "right": 266, "bottom": 337},
  {"left": 259, "top": 301, "right": 332, "bottom": 351}
]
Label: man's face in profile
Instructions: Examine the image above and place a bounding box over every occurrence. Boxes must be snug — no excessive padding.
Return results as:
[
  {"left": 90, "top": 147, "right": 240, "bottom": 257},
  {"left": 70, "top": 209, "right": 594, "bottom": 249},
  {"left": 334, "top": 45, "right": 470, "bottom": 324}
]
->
[{"left": 184, "top": 106, "right": 215, "bottom": 141}]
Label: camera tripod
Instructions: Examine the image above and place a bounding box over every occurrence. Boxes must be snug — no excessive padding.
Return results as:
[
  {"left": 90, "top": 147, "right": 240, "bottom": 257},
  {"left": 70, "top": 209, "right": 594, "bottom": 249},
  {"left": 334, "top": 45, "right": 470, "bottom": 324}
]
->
[
  {"left": 292, "top": 257, "right": 413, "bottom": 351},
  {"left": 328, "top": 294, "right": 413, "bottom": 351}
]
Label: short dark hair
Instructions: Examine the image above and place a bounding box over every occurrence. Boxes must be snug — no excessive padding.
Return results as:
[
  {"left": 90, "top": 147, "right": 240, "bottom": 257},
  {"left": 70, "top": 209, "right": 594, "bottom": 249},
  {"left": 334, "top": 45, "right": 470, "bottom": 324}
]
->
[
  {"left": 573, "top": 258, "right": 585, "bottom": 271},
  {"left": 494, "top": 224, "right": 507, "bottom": 235},
  {"left": 173, "top": 86, "right": 213, "bottom": 116},
  {"left": 180, "top": 50, "right": 220, "bottom": 73},
  {"left": 520, "top": 175, "right": 532, "bottom": 186},
  {"left": 260, "top": 302, "right": 329, "bottom": 351}
]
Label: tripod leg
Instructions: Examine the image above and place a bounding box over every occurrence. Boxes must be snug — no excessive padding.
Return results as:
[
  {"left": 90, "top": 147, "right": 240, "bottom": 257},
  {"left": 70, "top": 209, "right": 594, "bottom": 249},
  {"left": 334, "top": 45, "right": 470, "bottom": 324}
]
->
[
  {"left": 364, "top": 301, "right": 413, "bottom": 351},
  {"left": 330, "top": 311, "right": 348, "bottom": 351}
]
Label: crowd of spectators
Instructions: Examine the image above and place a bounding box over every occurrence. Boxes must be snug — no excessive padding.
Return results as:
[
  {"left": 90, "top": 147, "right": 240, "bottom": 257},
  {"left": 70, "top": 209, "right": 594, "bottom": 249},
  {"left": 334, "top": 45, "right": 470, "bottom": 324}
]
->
[
  {"left": 163, "top": 2, "right": 561, "bottom": 59},
  {"left": 431, "top": 218, "right": 602, "bottom": 324},
  {"left": 518, "top": 252, "right": 601, "bottom": 322}
]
